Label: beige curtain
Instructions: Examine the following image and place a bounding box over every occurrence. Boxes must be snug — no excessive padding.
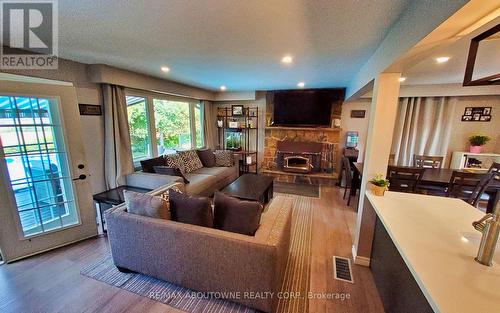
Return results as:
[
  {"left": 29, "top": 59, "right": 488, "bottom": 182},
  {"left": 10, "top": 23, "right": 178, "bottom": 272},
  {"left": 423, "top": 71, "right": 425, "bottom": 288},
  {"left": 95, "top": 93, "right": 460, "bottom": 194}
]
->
[
  {"left": 203, "top": 100, "right": 217, "bottom": 149},
  {"left": 103, "top": 84, "right": 134, "bottom": 188},
  {"left": 391, "top": 97, "right": 455, "bottom": 166}
]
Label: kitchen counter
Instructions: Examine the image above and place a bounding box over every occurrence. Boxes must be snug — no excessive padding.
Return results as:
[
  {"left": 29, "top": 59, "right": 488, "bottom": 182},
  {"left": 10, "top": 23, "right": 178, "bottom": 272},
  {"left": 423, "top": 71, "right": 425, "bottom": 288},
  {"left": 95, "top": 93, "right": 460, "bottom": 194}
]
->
[{"left": 366, "top": 191, "right": 500, "bottom": 313}]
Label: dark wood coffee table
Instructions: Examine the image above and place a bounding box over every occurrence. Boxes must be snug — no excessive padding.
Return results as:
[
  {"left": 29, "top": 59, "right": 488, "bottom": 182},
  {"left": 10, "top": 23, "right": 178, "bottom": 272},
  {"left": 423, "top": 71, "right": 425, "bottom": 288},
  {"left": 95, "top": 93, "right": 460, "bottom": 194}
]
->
[{"left": 222, "top": 174, "right": 274, "bottom": 203}]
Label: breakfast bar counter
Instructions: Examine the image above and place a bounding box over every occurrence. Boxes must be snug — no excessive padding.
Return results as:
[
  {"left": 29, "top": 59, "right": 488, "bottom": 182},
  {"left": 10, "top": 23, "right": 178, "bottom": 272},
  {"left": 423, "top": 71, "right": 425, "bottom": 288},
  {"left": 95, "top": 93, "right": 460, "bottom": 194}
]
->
[{"left": 366, "top": 191, "right": 500, "bottom": 313}]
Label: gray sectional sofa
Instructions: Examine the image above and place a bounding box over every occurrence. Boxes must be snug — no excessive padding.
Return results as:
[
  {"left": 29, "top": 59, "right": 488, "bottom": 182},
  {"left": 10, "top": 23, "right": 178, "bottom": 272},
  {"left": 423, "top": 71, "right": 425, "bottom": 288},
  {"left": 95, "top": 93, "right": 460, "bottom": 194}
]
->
[
  {"left": 125, "top": 164, "right": 238, "bottom": 196},
  {"left": 106, "top": 182, "right": 293, "bottom": 313}
]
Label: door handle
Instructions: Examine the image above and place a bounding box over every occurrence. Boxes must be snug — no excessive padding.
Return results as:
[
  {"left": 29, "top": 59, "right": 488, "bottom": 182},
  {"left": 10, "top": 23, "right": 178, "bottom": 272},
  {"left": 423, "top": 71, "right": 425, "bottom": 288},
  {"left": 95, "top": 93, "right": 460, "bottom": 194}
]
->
[{"left": 73, "top": 174, "right": 87, "bottom": 181}]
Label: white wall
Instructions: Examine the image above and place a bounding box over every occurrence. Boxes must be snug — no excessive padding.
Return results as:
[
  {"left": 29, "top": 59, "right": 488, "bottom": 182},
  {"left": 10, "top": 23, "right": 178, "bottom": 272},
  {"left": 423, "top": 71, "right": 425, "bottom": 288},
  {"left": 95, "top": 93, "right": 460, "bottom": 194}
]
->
[
  {"left": 75, "top": 87, "right": 106, "bottom": 194},
  {"left": 340, "top": 99, "right": 371, "bottom": 162},
  {"left": 445, "top": 95, "right": 500, "bottom": 167}
]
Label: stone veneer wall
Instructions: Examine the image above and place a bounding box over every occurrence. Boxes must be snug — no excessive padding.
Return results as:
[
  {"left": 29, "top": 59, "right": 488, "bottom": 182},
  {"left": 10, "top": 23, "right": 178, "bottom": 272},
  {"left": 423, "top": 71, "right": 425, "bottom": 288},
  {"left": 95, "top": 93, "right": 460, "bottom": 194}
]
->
[{"left": 262, "top": 91, "right": 343, "bottom": 173}]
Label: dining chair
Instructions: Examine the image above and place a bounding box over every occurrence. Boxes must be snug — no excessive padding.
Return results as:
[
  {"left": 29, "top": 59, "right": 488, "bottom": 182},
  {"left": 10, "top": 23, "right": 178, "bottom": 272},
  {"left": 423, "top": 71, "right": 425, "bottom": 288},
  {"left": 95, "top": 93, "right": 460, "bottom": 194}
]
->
[
  {"left": 488, "top": 162, "right": 500, "bottom": 175},
  {"left": 386, "top": 166, "right": 425, "bottom": 193},
  {"left": 388, "top": 154, "right": 396, "bottom": 166},
  {"left": 446, "top": 171, "right": 494, "bottom": 206},
  {"left": 413, "top": 155, "right": 444, "bottom": 168},
  {"left": 475, "top": 162, "right": 500, "bottom": 207},
  {"left": 342, "top": 156, "right": 356, "bottom": 206}
]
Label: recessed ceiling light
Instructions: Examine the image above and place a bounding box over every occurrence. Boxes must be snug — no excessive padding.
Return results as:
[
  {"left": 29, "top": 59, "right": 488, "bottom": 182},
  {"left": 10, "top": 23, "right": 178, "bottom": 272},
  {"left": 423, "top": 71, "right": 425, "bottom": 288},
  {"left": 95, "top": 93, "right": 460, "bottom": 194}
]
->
[
  {"left": 220, "top": 85, "right": 226, "bottom": 91},
  {"left": 161, "top": 66, "right": 170, "bottom": 72},
  {"left": 398, "top": 77, "right": 406, "bottom": 82},
  {"left": 297, "top": 81, "right": 305, "bottom": 88},
  {"left": 281, "top": 55, "right": 293, "bottom": 64},
  {"left": 436, "top": 56, "right": 450, "bottom": 64}
]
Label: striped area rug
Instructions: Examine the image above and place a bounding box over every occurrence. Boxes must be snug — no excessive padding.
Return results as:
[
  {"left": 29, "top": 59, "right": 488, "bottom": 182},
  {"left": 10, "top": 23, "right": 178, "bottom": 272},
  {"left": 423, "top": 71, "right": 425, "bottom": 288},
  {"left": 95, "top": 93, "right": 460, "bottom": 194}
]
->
[
  {"left": 81, "top": 194, "right": 313, "bottom": 313},
  {"left": 276, "top": 193, "right": 313, "bottom": 313}
]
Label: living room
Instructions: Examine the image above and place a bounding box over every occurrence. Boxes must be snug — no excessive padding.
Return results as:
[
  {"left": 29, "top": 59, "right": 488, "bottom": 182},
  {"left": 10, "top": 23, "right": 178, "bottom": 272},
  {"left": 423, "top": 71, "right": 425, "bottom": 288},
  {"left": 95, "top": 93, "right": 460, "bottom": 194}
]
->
[{"left": 0, "top": 1, "right": 499, "bottom": 313}]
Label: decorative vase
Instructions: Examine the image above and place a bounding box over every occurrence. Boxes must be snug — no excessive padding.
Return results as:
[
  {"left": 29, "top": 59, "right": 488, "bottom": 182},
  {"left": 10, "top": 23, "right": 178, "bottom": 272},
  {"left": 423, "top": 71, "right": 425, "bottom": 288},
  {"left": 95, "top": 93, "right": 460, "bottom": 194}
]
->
[
  {"left": 370, "top": 184, "right": 387, "bottom": 196},
  {"left": 469, "top": 145, "right": 482, "bottom": 154}
]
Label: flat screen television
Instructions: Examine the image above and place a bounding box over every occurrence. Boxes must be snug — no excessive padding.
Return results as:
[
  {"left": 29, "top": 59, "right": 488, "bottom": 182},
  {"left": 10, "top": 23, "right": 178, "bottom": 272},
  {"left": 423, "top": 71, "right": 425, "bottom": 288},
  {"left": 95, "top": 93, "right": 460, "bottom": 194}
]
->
[{"left": 272, "top": 89, "right": 344, "bottom": 127}]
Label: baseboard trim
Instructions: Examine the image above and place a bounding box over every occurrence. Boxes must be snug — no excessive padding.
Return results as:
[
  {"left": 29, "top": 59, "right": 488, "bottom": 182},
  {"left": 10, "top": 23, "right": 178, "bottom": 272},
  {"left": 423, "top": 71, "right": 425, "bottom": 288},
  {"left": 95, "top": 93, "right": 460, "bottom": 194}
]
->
[
  {"left": 5, "top": 234, "right": 99, "bottom": 263},
  {"left": 352, "top": 244, "right": 371, "bottom": 267}
]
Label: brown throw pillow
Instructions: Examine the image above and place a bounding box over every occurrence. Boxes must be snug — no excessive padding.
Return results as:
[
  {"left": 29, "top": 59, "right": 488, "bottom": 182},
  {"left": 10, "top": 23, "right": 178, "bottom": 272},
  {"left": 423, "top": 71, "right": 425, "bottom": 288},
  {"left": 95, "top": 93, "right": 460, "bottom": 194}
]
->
[
  {"left": 154, "top": 166, "right": 190, "bottom": 184},
  {"left": 168, "top": 189, "right": 213, "bottom": 227},
  {"left": 214, "top": 150, "right": 234, "bottom": 167},
  {"left": 213, "top": 191, "right": 263, "bottom": 236},
  {"left": 164, "top": 153, "right": 186, "bottom": 173},
  {"left": 140, "top": 156, "right": 166, "bottom": 173},
  {"left": 123, "top": 190, "right": 170, "bottom": 220},
  {"left": 196, "top": 149, "right": 216, "bottom": 167},
  {"left": 178, "top": 150, "right": 204, "bottom": 173}
]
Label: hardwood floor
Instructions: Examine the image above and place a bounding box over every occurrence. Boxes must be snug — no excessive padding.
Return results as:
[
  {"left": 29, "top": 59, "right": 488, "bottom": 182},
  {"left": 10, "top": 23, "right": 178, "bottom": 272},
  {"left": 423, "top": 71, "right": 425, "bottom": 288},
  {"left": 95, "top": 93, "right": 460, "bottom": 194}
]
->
[{"left": 0, "top": 186, "right": 383, "bottom": 313}]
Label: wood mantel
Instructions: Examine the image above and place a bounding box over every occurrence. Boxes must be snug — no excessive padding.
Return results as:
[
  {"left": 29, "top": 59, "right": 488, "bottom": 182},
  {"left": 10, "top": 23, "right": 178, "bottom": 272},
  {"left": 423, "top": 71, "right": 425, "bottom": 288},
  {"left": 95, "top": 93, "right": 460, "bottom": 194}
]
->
[{"left": 265, "top": 126, "right": 341, "bottom": 132}]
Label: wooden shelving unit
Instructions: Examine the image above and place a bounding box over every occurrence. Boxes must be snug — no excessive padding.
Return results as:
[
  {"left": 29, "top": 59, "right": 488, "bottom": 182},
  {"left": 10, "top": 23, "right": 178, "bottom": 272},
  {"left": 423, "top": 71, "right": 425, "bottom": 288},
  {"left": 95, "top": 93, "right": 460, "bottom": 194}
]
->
[{"left": 217, "top": 107, "right": 259, "bottom": 174}]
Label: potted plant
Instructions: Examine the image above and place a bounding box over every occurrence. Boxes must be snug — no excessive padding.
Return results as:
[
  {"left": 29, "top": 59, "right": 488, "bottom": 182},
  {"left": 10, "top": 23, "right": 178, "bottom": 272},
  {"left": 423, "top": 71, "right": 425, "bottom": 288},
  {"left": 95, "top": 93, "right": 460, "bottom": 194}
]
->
[
  {"left": 468, "top": 134, "right": 490, "bottom": 153},
  {"left": 370, "top": 174, "right": 389, "bottom": 196}
]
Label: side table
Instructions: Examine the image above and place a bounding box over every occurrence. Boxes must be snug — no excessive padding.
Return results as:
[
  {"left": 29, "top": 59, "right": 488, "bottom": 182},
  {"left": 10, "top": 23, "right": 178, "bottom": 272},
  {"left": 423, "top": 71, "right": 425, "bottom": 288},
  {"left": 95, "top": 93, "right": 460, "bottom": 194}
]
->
[{"left": 93, "top": 185, "right": 152, "bottom": 233}]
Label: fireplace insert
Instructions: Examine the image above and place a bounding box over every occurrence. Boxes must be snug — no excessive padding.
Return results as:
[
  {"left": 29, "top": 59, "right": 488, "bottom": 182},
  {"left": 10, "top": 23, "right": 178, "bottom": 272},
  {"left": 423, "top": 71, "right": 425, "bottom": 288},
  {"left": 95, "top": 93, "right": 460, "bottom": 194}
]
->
[{"left": 284, "top": 155, "right": 312, "bottom": 173}]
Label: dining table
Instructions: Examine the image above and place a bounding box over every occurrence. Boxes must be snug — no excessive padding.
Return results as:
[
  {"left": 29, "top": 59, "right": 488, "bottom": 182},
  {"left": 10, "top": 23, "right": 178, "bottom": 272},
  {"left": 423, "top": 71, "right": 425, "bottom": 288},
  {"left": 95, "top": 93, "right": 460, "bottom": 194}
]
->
[{"left": 351, "top": 162, "right": 499, "bottom": 213}]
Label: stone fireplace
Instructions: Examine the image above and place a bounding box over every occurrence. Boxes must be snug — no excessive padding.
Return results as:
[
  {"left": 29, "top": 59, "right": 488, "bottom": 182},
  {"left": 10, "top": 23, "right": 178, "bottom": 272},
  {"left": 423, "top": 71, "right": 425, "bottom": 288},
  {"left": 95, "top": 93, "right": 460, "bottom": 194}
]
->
[{"left": 261, "top": 91, "right": 342, "bottom": 184}]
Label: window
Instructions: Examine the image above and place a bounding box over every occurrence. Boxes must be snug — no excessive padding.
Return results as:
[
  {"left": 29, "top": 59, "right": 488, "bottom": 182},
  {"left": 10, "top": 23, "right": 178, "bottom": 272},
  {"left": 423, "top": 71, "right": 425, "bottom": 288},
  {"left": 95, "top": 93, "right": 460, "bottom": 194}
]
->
[
  {"left": 153, "top": 99, "right": 192, "bottom": 153},
  {"left": 194, "top": 102, "right": 204, "bottom": 149},
  {"left": 125, "top": 92, "right": 205, "bottom": 162},
  {"left": 0, "top": 96, "right": 79, "bottom": 236},
  {"left": 126, "top": 96, "right": 151, "bottom": 163}
]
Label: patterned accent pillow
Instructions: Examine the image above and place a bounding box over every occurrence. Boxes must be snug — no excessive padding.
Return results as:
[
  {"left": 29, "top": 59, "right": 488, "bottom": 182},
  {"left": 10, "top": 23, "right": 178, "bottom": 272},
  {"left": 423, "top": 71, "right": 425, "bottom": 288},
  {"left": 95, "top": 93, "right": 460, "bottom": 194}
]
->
[
  {"left": 159, "top": 184, "right": 183, "bottom": 202},
  {"left": 156, "top": 184, "right": 184, "bottom": 218},
  {"left": 164, "top": 153, "right": 185, "bottom": 173},
  {"left": 214, "top": 150, "right": 234, "bottom": 167},
  {"left": 178, "top": 150, "right": 203, "bottom": 173}
]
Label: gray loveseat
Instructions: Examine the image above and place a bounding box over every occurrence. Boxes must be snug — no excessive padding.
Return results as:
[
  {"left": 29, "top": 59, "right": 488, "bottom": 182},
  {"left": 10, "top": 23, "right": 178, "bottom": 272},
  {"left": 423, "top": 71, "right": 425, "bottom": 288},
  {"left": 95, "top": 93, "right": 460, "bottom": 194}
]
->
[
  {"left": 125, "top": 164, "right": 238, "bottom": 196},
  {"left": 105, "top": 182, "right": 293, "bottom": 312}
]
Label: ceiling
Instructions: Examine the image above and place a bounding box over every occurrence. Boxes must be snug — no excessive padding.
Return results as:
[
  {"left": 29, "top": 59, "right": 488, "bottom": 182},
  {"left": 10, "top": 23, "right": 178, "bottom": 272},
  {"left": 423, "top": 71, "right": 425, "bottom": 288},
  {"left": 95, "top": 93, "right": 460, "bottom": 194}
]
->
[
  {"left": 57, "top": 0, "right": 412, "bottom": 91},
  {"left": 399, "top": 17, "right": 500, "bottom": 86}
]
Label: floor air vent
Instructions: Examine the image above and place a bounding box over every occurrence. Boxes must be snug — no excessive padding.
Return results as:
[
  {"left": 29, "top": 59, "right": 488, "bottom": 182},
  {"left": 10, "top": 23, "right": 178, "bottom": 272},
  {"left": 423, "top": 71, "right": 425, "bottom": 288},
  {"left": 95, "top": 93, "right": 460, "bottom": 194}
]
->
[{"left": 333, "top": 256, "right": 354, "bottom": 283}]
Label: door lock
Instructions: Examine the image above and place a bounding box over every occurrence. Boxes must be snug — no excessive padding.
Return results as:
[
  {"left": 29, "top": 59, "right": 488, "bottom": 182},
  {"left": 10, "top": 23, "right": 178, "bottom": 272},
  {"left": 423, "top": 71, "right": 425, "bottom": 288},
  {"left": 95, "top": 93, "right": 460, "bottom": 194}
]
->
[{"left": 72, "top": 174, "right": 87, "bottom": 181}]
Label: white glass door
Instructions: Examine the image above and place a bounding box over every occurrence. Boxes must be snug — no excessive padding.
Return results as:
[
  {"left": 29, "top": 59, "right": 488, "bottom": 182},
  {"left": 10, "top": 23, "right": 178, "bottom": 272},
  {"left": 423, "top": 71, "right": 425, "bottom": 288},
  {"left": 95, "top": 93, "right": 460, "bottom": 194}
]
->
[{"left": 0, "top": 81, "right": 97, "bottom": 262}]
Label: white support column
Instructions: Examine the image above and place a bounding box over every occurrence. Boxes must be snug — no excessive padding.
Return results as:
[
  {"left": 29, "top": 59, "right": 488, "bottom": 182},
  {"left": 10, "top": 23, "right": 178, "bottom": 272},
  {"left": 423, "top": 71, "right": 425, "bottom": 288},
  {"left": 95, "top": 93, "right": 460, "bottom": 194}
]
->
[{"left": 352, "top": 73, "right": 401, "bottom": 266}]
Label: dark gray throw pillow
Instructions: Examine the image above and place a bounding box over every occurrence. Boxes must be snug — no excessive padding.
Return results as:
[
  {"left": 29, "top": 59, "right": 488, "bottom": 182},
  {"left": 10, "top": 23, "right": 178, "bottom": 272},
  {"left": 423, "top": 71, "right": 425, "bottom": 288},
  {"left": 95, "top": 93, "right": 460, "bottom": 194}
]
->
[
  {"left": 213, "top": 191, "right": 263, "bottom": 236},
  {"left": 153, "top": 166, "right": 190, "bottom": 184},
  {"left": 196, "top": 149, "right": 216, "bottom": 167},
  {"left": 168, "top": 189, "right": 213, "bottom": 228},
  {"left": 140, "top": 156, "right": 166, "bottom": 173}
]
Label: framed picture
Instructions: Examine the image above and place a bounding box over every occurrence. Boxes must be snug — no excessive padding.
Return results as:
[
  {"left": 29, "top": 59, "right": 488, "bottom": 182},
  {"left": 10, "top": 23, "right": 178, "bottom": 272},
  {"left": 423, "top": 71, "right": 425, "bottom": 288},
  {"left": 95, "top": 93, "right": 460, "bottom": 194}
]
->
[
  {"left": 78, "top": 104, "right": 102, "bottom": 116},
  {"left": 350, "top": 110, "right": 366, "bottom": 118},
  {"left": 461, "top": 106, "right": 491, "bottom": 122},
  {"left": 232, "top": 105, "right": 244, "bottom": 116}
]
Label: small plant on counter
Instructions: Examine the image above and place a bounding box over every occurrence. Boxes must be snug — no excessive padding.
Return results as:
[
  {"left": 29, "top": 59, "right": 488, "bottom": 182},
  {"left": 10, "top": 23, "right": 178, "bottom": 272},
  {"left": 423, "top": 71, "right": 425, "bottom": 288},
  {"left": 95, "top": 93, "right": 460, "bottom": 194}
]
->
[
  {"left": 370, "top": 174, "right": 389, "bottom": 196},
  {"left": 468, "top": 134, "right": 491, "bottom": 153}
]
